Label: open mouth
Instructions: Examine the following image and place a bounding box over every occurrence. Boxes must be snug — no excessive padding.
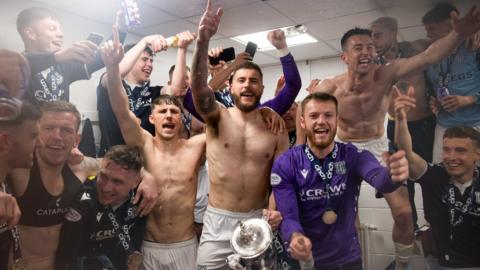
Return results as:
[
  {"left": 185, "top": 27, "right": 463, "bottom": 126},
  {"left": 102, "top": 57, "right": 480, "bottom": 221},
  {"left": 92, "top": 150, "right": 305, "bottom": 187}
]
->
[
  {"left": 313, "top": 127, "right": 329, "bottom": 135},
  {"left": 52, "top": 40, "right": 63, "bottom": 48},
  {"left": 142, "top": 69, "right": 152, "bottom": 76},
  {"left": 162, "top": 123, "right": 175, "bottom": 130},
  {"left": 358, "top": 59, "right": 371, "bottom": 66},
  {"left": 47, "top": 144, "right": 64, "bottom": 150}
]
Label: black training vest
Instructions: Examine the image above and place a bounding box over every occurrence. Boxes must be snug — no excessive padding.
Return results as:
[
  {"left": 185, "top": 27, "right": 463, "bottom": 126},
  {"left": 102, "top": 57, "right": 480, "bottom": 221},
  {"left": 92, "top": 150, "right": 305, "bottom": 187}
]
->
[{"left": 16, "top": 155, "right": 82, "bottom": 227}]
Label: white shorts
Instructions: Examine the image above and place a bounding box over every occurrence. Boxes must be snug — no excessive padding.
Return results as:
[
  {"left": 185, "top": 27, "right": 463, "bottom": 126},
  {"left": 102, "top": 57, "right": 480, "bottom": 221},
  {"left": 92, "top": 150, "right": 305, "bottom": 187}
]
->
[
  {"left": 336, "top": 134, "right": 388, "bottom": 165},
  {"left": 141, "top": 237, "right": 198, "bottom": 270},
  {"left": 194, "top": 161, "right": 210, "bottom": 224},
  {"left": 196, "top": 206, "right": 262, "bottom": 269}
]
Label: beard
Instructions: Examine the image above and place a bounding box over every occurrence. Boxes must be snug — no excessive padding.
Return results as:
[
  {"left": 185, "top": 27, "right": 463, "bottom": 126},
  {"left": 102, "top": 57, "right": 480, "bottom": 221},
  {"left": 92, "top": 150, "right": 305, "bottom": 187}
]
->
[
  {"left": 305, "top": 126, "right": 336, "bottom": 149},
  {"left": 232, "top": 92, "right": 261, "bottom": 112}
]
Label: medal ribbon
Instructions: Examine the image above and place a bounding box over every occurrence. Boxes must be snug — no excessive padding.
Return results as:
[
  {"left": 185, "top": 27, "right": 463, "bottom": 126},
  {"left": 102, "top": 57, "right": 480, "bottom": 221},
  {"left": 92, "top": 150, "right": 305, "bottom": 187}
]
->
[
  {"left": 304, "top": 143, "right": 338, "bottom": 209},
  {"left": 446, "top": 178, "right": 478, "bottom": 240},
  {"left": 105, "top": 205, "right": 136, "bottom": 256}
]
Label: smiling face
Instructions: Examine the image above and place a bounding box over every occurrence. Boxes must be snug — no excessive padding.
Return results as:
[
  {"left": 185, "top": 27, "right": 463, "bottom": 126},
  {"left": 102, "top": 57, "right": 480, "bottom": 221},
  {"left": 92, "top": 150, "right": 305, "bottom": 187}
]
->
[
  {"left": 97, "top": 159, "right": 140, "bottom": 206},
  {"left": 442, "top": 137, "right": 480, "bottom": 183},
  {"left": 230, "top": 68, "right": 264, "bottom": 112},
  {"left": 24, "top": 17, "right": 64, "bottom": 52},
  {"left": 341, "top": 34, "right": 377, "bottom": 75},
  {"left": 36, "top": 111, "right": 79, "bottom": 167},
  {"left": 371, "top": 24, "right": 396, "bottom": 56},
  {"left": 131, "top": 51, "right": 154, "bottom": 84},
  {"left": 301, "top": 99, "right": 337, "bottom": 150}
]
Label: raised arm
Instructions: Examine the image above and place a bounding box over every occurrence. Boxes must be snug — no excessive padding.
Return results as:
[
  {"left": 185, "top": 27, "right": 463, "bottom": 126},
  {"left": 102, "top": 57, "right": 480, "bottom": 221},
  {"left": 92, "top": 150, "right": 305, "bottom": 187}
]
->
[
  {"left": 260, "top": 30, "right": 302, "bottom": 115},
  {"left": 190, "top": 0, "right": 223, "bottom": 124},
  {"left": 169, "top": 31, "right": 197, "bottom": 96},
  {"left": 393, "top": 87, "right": 428, "bottom": 180},
  {"left": 100, "top": 27, "right": 147, "bottom": 148},
  {"left": 100, "top": 34, "right": 166, "bottom": 88},
  {"left": 392, "top": 6, "right": 480, "bottom": 80}
]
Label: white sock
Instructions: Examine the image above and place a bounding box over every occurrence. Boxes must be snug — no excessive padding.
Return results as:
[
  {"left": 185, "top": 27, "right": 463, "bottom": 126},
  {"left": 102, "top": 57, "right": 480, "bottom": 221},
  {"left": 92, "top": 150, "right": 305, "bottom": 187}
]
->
[{"left": 394, "top": 242, "right": 414, "bottom": 269}]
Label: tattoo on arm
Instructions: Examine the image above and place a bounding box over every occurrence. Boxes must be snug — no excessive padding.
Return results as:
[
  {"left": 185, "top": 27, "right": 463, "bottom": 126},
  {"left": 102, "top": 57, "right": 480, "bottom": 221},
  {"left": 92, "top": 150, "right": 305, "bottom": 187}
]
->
[{"left": 198, "top": 91, "right": 217, "bottom": 115}]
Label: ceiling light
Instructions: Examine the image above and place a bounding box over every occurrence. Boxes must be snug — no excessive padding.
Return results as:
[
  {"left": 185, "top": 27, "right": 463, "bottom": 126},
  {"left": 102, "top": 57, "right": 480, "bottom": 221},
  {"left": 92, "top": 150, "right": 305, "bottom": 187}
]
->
[{"left": 231, "top": 24, "right": 318, "bottom": 51}]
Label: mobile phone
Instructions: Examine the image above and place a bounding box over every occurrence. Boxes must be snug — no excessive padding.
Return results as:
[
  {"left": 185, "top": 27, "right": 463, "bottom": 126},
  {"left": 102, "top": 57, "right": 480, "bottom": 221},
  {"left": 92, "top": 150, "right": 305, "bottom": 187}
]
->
[
  {"left": 121, "top": 0, "right": 141, "bottom": 27},
  {"left": 209, "top": 47, "right": 236, "bottom": 65},
  {"left": 86, "top": 33, "right": 104, "bottom": 46},
  {"left": 245, "top": 41, "right": 257, "bottom": 58}
]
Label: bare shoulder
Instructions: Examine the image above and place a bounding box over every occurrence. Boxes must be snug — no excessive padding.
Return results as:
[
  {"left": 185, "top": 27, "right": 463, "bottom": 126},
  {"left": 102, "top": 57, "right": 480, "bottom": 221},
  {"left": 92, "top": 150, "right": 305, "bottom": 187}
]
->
[
  {"left": 186, "top": 133, "right": 207, "bottom": 150},
  {"left": 6, "top": 168, "right": 30, "bottom": 196}
]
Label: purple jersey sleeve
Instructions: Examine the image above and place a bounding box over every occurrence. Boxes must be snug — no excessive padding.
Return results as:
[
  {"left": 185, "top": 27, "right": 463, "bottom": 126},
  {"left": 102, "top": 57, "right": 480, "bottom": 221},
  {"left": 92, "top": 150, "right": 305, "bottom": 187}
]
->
[
  {"left": 271, "top": 153, "right": 304, "bottom": 244},
  {"left": 354, "top": 149, "right": 399, "bottom": 193},
  {"left": 182, "top": 88, "right": 204, "bottom": 122},
  {"left": 260, "top": 53, "right": 302, "bottom": 115}
]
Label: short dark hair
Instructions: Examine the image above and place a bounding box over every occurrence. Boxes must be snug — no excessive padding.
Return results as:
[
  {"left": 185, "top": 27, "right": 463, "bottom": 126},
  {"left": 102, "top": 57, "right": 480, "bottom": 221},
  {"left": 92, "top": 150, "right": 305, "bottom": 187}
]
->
[
  {"left": 124, "top": 43, "right": 153, "bottom": 57},
  {"left": 151, "top": 95, "right": 183, "bottom": 111},
  {"left": 16, "top": 7, "right": 59, "bottom": 38},
  {"left": 0, "top": 101, "right": 41, "bottom": 129},
  {"left": 340, "top": 27, "right": 372, "bottom": 51},
  {"left": 444, "top": 126, "right": 480, "bottom": 148},
  {"left": 41, "top": 101, "right": 81, "bottom": 130},
  {"left": 301, "top": 92, "right": 338, "bottom": 113},
  {"left": 103, "top": 144, "right": 143, "bottom": 173},
  {"left": 229, "top": 61, "right": 263, "bottom": 84},
  {"left": 168, "top": 65, "right": 191, "bottom": 81},
  {"left": 422, "top": 3, "right": 459, "bottom": 25}
]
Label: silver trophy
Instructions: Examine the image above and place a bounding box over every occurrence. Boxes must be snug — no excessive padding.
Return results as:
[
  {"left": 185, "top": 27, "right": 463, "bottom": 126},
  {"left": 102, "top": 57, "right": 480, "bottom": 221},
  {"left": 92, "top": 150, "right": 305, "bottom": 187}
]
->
[{"left": 228, "top": 218, "right": 277, "bottom": 270}]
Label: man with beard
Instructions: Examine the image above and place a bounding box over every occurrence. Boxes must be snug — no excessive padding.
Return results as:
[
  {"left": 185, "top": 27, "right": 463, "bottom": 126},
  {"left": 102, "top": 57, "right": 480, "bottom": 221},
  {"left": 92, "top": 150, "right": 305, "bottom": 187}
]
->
[
  {"left": 272, "top": 92, "right": 408, "bottom": 269},
  {"left": 6, "top": 101, "right": 157, "bottom": 270},
  {"left": 305, "top": 9, "right": 480, "bottom": 268},
  {"left": 0, "top": 102, "right": 41, "bottom": 269},
  {"left": 394, "top": 89, "right": 480, "bottom": 269},
  {"left": 191, "top": 1, "right": 288, "bottom": 268}
]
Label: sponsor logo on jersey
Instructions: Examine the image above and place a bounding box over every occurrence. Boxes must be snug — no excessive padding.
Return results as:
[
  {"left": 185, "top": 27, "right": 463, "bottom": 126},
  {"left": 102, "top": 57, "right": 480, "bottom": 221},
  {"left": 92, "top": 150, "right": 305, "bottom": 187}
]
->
[
  {"left": 299, "top": 183, "right": 347, "bottom": 201},
  {"left": 271, "top": 173, "right": 282, "bottom": 186}
]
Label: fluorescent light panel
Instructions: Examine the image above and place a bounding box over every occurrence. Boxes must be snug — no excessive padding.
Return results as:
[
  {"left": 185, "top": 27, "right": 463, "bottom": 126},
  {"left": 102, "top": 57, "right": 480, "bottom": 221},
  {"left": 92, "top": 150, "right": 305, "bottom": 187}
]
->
[{"left": 231, "top": 27, "right": 318, "bottom": 51}]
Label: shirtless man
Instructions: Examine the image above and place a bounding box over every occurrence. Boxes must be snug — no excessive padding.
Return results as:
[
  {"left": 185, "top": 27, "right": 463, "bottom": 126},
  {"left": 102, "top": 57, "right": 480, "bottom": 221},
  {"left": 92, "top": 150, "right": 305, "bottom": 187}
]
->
[
  {"left": 307, "top": 8, "right": 480, "bottom": 269},
  {"left": 370, "top": 16, "right": 435, "bottom": 231},
  {"left": 6, "top": 101, "right": 157, "bottom": 270},
  {"left": 191, "top": 1, "right": 289, "bottom": 268},
  {"left": 101, "top": 27, "right": 206, "bottom": 269}
]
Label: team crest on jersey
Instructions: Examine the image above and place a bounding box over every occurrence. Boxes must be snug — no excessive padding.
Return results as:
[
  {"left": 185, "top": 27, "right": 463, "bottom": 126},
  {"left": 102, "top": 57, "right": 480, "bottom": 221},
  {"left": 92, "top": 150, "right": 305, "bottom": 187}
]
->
[
  {"left": 271, "top": 173, "right": 282, "bottom": 186},
  {"left": 335, "top": 161, "right": 346, "bottom": 175},
  {"left": 300, "top": 169, "right": 309, "bottom": 179},
  {"left": 65, "top": 208, "right": 82, "bottom": 222},
  {"left": 80, "top": 192, "right": 91, "bottom": 201}
]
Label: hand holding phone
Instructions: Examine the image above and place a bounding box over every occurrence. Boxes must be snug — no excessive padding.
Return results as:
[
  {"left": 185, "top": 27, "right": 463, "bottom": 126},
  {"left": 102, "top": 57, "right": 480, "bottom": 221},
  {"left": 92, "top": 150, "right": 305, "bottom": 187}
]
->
[
  {"left": 209, "top": 47, "right": 236, "bottom": 65},
  {"left": 87, "top": 33, "right": 104, "bottom": 46},
  {"left": 245, "top": 42, "right": 257, "bottom": 58}
]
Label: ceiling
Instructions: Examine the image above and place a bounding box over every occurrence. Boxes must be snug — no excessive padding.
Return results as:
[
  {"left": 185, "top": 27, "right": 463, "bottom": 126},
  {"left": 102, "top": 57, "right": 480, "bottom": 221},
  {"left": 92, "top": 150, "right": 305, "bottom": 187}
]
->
[{"left": 31, "top": 0, "right": 478, "bottom": 65}]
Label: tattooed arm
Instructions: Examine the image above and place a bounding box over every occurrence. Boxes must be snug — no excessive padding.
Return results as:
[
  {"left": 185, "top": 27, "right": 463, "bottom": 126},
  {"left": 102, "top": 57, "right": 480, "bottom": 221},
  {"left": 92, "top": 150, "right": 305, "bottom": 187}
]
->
[{"left": 190, "top": 0, "right": 223, "bottom": 126}]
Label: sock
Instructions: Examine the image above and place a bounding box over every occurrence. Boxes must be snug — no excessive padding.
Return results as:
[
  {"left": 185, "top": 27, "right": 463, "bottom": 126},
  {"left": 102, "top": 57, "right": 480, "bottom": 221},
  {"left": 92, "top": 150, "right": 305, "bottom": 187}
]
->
[{"left": 394, "top": 242, "right": 414, "bottom": 270}]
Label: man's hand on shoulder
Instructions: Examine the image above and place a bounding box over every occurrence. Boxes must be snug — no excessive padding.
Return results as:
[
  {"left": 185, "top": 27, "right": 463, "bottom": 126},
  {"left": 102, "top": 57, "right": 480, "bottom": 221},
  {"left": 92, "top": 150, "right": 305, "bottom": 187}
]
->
[
  {"left": 259, "top": 107, "right": 285, "bottom": 135},
  {"left": 132, "top": 169, "right": 158, "bottom": 217}
]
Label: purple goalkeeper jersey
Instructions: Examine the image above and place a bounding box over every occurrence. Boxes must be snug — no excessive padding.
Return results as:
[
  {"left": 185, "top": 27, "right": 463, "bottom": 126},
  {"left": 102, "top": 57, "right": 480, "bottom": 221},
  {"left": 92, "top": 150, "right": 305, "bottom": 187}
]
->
[{"left": 271, "top": 143, "right": 399, "bottom": 267}]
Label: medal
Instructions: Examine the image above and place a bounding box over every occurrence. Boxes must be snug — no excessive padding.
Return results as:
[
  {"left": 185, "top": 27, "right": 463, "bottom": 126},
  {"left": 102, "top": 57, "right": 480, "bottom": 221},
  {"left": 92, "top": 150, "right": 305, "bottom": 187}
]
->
[
  {"left": 322, "top": 209, "right": 337, "bottom": 224},
  {"left": 12, "top": 258, "right": 27, "bottom": 270}
]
